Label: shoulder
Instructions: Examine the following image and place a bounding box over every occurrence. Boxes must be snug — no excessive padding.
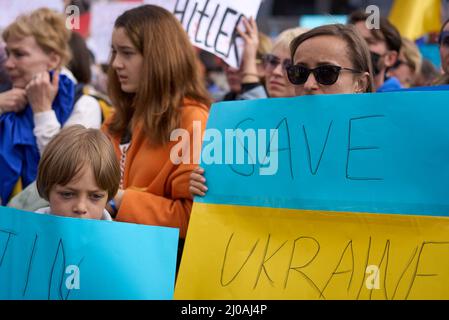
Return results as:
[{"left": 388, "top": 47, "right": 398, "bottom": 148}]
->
[
  {"left": 102, "top": 209, "right": 113, "bottom": 221},
  {"left": 180, "top": 99, "right": 210, "bottom": 124}
]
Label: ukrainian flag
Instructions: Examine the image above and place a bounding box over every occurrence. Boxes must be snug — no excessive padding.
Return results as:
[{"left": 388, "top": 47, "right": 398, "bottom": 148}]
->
[
  {"left": 389, "top": 0, "right": 442, "bottom": 40},
  {"left": 175, "top": 91, "right": 449, "bottom": 300}
]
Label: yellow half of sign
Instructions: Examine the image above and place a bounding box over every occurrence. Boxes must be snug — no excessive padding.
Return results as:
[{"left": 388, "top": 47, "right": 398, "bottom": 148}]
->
[{"left": 175, "top": 203, "right": 449, "bottom": 300}]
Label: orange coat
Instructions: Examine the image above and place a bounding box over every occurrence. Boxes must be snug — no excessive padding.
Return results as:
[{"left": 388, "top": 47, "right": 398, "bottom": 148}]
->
[{"left": 102, "top": 100, "right": 209, "bottom": 238}]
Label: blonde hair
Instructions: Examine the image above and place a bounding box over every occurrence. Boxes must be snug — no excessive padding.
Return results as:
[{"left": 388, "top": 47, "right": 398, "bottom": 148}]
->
[
  {"left": 400, "top": 37, "right": 422, "bottom": 76},
  {"left": 37, "top": 125, "right": 120, "bottom": 202},
  {"left": 273, "top": 27, "right": 309, "bottom": 52},
  {"left": 257, "top": 32, "right": 272, "bottom": 59},
  {"left": 2, "top": 8, "right": 71, "bottom": 66}
]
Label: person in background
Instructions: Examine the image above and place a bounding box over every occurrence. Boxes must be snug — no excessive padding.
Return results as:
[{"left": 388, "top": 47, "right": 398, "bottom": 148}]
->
[
  {"left": 0, "top": 39, "right": 11, "bottom": 93},
  {"left": 0, "top": 8, "right": 102, "bottom": 205},
  {"left": 348, "top": 10, "right": 402, "bottom": 92},
  {"left": 388, "top": 38, "right": 422, "bottom": 88},
  {"left": 221, "top": 18, "right": 272, "bottom": 101},
  {"left": 414, "top": 59, "right": 440, "bottom": 87}
]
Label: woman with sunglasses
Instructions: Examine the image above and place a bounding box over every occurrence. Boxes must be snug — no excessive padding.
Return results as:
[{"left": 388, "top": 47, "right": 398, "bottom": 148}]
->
[{"left": 190, "top": 24, "right": 374, "bottom": 197}]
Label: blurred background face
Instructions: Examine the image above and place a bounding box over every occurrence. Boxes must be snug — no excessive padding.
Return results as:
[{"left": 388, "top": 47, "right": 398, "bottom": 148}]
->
[
  {"left": 440, "top": 24, "right": 449, "bottom": 75},
  {"left": 223, "top": 64, "right": 242, "bottom": 93},
  {"left": 292, "top": 35, "right": 363, "bottom": 96},
  {"left": 388, "top": 52, "right": 415, "bottom": 88},
  {"left": 264, "top": 46, "right": 295, "bottom": 98},
  {"left": 5, "top": 36, "right": 55, "bottom": 89}
]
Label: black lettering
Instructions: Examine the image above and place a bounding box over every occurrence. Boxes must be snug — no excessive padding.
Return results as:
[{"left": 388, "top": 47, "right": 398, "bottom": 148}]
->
[
  {"left": 346, "top": 115, "right": 384, "bottom": 181},
  {"left": 253, "top": 234, "right": 287, "bottom": 289},
  {"left": 271, "top": 118, "right": 294, "bottom": 179},
  {"left": 227, "top": 14, "right": 245, "bottom": 66},
  {"left": 173, "top": 0, "right": 190, "bottom": 25},
  {"left": 356, "top": 237, "right": 371, "bottom": 300},
  {"left": 194, "top": 0, "right": 211, "bottom": 44},
  {"left": 303, "top": 121, "right": 333, "bottom": 175},
  {"left": 220, "top": 233, "right": 259, "bottom": 287},
  {"left": 320, "top": 240, "right": 355, "bottom": 298},
  {"left": 23, "top": 234, "right": 38, "bottom": 297},
  {"left": 185, "top": 2, "right": 198, "bottom": 34},
  {"left": 0, "top": 229, "right": 17, "bottom": 267},
  {"left": 48, "top": 239, "right": 67, "bottom": 300},
  {"left": 214, "top": 8, "right": 238, "bottom": 57},
  {"left": 369, "top": 240, "right": 390, "bottom": 300},
  {"left": 205, "top": 4, "right": 220, "bottom": 48},
  {"left": 228, "top": 118, "right": 255, "bottom": 177},
  {"left": 405, "top": 241, "right": 449, "bottom": 300},
  {"left": 284, "top": 237, "right": 322, "bottom": 298}
]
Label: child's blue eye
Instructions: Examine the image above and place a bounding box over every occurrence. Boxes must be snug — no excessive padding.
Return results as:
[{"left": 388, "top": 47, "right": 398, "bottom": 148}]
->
[
  {"left": 59, "top": 192, "right": 74, "bottom": 199},
  {"left": 90, "top": 194, "right": 105, "bottom": 201}
]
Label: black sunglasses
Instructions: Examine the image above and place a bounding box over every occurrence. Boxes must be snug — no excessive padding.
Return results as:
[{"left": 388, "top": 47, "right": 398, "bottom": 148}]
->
[
  {"left": 286, "top": 64, "right": 362, "bottom": 86},
  {"left": 263, "top": 54, "right": 292, "bottom": 70},
  {"left": 439, "top": 31, "right": 449, "bottom": 47}
]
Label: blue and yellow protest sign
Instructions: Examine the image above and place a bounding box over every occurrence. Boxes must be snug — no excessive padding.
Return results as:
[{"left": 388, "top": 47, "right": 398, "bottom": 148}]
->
[
  {"left": 175, "top": 91, "right": 449, "bottom": 300},
  {"left": 0, "top": 207, "right": 179, "bottom": 300}
]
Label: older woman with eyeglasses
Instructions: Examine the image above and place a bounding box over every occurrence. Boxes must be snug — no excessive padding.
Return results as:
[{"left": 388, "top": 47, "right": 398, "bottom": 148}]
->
[{"left": 190, "top": 24, "right": 374, "bottom": 196}]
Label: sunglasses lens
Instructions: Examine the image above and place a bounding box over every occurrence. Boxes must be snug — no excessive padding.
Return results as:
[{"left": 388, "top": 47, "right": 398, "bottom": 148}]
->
[
  {"left": 442, "top": 35, "right": 449, "bottom": 47},
  {"left": 287, "top": 65, "right": 309, "bottom": 85},
  {"left": 315, "top": 66, "right": 340, "bottom": 85},
  {"left": 264, "top": 55, "right": 280, "bottom": 68}
]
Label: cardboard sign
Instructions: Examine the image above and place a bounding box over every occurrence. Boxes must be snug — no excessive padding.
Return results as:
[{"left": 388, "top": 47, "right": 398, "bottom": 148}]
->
[
  {"left": 89, "top": 0, "right": 261, "bottom": 67},
  {"left": 0, "top": 207, "right": 178, "bottom": 300},
  {"left": 175, "top": 91, "right": 449, "bottom": 300}
]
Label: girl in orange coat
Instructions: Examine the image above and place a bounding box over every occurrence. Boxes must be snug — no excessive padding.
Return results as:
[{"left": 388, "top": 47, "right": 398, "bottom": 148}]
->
[{"left": 102, "top": 5, "right": 210, "bottom": 239}]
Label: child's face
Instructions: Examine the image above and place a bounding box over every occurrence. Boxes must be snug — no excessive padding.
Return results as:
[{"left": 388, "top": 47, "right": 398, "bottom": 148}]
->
[{"left": 48, "top": 165, "right": 109, "bottom": 220}]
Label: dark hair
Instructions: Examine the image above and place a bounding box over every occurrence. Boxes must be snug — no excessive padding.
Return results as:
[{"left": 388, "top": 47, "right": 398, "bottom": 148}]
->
[
  {"left": 290, "top": 24, "right": 374, "bottom": 93},
  {"left": 441, "top": 18, "right": 449, "bottom": 33},
  {"left": 67, "top": 32, "right": 92, "bottom": 84},
  {"left": 107, "top": 5, "right": 211, "bottom": 145},
  {"left": 348, "top": 10, "right": 402, "bottom": 53}
]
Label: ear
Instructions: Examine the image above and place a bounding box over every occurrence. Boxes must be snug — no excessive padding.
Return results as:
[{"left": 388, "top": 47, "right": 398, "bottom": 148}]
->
[
  {"left": 384, "top": 50, "right": 399, "bottom": 68},
  {"left": 354, "top": 72, "right": 370, "bottom": 93},
  {"left": 47, "top": 51, "right": 62, "bottom": 70}
]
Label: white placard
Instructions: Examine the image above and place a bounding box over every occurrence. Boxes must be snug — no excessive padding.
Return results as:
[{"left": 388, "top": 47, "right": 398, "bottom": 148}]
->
[{"left": 90, "top": 0, "right": 261, "bottom": 68}]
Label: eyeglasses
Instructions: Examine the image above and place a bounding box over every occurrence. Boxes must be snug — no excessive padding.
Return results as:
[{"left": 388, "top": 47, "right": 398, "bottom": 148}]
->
[
  {"left": 439, "top": 31, "right": 449, "bottom": 47},
  {"left": 263, "top": 54, "right": 292, "bottom": 71},
  {"left": 286, "top": 64, "right": 362, "bottom": 86}
]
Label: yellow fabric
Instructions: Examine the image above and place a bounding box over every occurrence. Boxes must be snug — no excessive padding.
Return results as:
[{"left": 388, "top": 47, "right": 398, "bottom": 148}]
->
[
  {"left": 175, "top": 202, "right": 449, "bottom": 300},
  {"left": 10, "top": 178, "right": 22, "bottom": 198},
  {"left": 389, "top": 0, "right": 442, "bottom": 40}
]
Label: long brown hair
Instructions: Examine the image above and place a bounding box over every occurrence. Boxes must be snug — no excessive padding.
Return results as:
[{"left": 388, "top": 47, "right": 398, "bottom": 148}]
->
[
  {"left": 290, "top": 24, "right": 375, "bottom": 93},
  {"left": 107, "top": 5, "right": 211, "bottom": 145}
]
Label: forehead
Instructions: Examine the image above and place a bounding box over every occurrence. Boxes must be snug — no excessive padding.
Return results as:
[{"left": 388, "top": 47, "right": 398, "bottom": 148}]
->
[
  {"left": 271, "top": 45, "right": 290, "bottom": 60},
  {"left": 293, "top": 35, "right": 351, "bottom": 66},
  {"left": 6, "top": 35, "right": 39, "bottom": 50},
  {"left": 112, "top": 27, "right": 135, "bottom": 47}
]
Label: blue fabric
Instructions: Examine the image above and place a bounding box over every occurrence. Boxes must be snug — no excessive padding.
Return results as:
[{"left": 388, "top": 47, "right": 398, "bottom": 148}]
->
[
  {"left": 0, "top": 72, "right": 75, "bottom": 205},
  {"left": 377, "top": 76, "right": 403, "bottom": 92}
]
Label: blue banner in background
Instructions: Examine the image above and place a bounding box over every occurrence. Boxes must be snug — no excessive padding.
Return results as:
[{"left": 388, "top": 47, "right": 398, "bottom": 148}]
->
[
  {"left": 0, "top": 207, "right": 179, "bottom": 300},
  {"left": 197, "top": 91, "right": 449, "bottom": 217}
]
